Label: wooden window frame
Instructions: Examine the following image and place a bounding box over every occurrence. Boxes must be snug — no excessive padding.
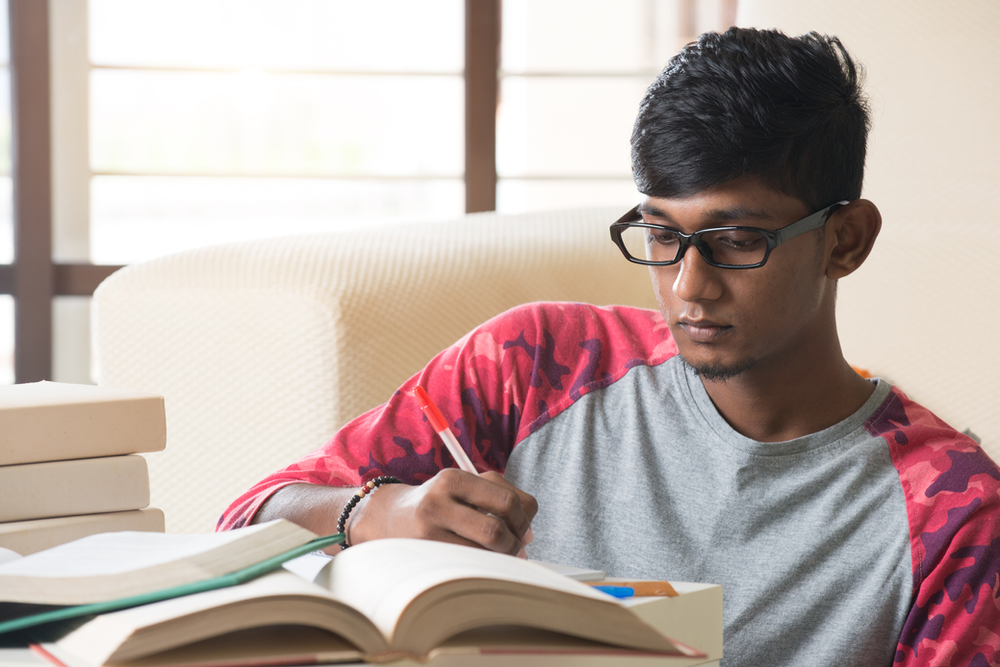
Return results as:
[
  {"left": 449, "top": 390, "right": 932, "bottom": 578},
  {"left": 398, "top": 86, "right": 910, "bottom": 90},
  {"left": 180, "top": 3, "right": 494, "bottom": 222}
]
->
[{"left": 1, "top": 0, "right": 501, "bottom": 383}]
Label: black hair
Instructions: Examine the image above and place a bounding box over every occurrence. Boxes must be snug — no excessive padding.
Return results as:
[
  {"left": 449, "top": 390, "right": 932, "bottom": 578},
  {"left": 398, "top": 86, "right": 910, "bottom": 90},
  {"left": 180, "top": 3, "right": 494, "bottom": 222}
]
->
[{"left": 631, "top": 27, "right": 871, "bottom": 211}]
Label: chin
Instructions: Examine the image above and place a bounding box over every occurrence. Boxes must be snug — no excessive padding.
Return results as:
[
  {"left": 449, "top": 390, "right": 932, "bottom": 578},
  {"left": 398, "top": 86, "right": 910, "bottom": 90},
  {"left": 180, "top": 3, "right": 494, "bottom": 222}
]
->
[{"left": 682, "top": 356, "right": 757, "bottom": 383}]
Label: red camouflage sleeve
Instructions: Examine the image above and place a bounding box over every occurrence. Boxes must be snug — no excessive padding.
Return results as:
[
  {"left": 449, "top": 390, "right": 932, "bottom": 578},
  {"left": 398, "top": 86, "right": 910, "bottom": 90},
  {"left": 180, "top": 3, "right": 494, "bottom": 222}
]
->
[
  {"left": 216, "top": 302, "right": 677, "bottom": 530},
  {"left": 867, "top": 388, "right": 1000, "bottom": 666}
]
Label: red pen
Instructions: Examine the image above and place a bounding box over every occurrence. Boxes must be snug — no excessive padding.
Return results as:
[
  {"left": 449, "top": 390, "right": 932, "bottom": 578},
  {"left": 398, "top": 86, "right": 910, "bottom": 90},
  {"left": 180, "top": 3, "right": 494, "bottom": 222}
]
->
[{"left": 413, "top": 386, "right": 478, "bottom": 473}]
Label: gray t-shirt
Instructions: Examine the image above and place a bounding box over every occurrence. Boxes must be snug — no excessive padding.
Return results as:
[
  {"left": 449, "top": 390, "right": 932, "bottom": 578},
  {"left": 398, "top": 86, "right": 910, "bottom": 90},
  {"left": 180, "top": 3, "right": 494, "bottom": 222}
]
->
[{"left": 507, "top": 357, "right": 911, "bottom": 666}]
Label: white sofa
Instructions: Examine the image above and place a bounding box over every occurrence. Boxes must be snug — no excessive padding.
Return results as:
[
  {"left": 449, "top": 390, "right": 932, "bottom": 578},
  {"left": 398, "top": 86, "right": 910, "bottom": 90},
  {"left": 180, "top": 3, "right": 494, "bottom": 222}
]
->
[{"left": 93, "top": 207, "right": 999, "bottom": 533}]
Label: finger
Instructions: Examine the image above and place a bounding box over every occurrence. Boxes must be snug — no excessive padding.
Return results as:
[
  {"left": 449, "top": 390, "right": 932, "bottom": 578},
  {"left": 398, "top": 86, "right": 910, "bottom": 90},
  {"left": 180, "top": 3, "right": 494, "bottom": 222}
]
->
[
  {"left": 355, "top": 473, "right": 525, "bottom": 555},
  {"left": 391, "top": 471, "right": 521, "bottom": 555},
  {"left": 451, "top": 471, "right": 530, "bottom": 542},
  {"left": 479, "top": 472, "right": 537, "bottom": 543},
  {"left": 420, "top": 492, "right": 524, "bottom": 556},
  {"left": 422, "top": 528, "right": 492, "bottom": 551}
]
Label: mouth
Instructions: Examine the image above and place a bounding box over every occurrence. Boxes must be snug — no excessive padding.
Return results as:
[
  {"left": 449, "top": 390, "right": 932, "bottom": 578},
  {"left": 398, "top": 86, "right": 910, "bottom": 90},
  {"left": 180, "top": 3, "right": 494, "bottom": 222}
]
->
[{"left": 676, "top": 319, "right": 732, "bottom": 343}]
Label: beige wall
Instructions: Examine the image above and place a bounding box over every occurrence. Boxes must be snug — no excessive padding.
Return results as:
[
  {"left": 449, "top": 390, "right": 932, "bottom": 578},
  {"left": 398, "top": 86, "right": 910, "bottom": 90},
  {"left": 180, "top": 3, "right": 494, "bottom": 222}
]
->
[{"left": 738, "top": 1, "right": 1000, "bottom": 458}]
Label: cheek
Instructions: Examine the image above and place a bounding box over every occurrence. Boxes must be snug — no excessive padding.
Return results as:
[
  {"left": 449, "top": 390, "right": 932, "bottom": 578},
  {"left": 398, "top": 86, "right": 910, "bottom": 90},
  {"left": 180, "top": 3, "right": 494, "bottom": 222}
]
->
[
  {"left": 648, "top": 266, "right": 673, "bottom": 310},
  {"left": 756, "top": 262, "right": 826, "bottom": 324}
]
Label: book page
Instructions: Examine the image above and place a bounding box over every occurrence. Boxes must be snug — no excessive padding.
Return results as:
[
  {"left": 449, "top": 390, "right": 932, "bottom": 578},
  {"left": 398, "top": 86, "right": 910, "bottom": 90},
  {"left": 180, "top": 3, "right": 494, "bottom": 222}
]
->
[
  {"left": 0, "top": 547, "right": 22, "bottom": 565},
  {"left": 0, "top": 532, "right": 245, "bottom": 577},
  {"left": 319, "top": 539, "right": 683, "bottom": 656},
  {"left": 531, "top": 561, "right": 605, "bottom": 581},
  {"left": 322, "top": 539, "right": 615, "bottom": 637},
  {"left": 0, "top": 521, "right": 318, "bottom": 605},
  {"left": 44, "top": 626, "right": 363, "bottom": 667},
  {"left": 53, "top": 571, "right": 386, "bottom": 665},
  {"left": 281, "top": 552, "right": 334, "bottom": 583}
]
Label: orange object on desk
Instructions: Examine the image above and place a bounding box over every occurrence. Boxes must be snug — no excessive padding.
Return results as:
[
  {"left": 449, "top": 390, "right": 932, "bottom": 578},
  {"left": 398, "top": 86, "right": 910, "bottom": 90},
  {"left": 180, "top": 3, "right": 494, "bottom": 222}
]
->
[{"left": 587, "top": 580, "right": 679, "bottom": 597}]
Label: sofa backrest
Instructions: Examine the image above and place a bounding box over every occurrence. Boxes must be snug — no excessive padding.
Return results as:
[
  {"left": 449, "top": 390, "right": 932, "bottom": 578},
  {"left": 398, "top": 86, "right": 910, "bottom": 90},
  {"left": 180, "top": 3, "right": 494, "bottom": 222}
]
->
[{"left": 93, "top": 207, "right": 657, "bottom": 532}]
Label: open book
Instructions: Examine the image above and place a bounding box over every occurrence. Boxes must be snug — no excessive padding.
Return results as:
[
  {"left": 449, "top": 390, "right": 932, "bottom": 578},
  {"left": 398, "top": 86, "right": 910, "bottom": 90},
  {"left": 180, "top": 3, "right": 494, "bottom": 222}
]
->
[
  {"left": 0, "top": 520, "right": 322, "bottom": 607},
  {"left": 0, "top": 520, "right": 341, "bottom": 637},
  {"left": 32, "top": 538, "right": 709, "bottom": 667}
]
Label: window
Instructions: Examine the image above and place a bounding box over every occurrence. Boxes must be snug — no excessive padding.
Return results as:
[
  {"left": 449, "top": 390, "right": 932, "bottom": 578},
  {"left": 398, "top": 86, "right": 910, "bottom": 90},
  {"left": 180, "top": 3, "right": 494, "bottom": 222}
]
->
[
  {"left": 2, "top": 0, "right": 735, "bottom": 384},
  {"left": 0, "top": 0, "right": 10, "bottom": 383},
  {"left": 85, "top": 0, "right": 466, "bottom": 264},
  {"left": 499, "top": 0, "right": 672, "bottom": 211}
]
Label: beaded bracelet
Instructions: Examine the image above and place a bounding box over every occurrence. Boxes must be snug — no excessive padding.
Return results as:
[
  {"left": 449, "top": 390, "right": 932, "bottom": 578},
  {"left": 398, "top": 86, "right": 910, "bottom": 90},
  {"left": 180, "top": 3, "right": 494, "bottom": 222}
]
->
[{"left": 336, "top": 475, "right": 402, "bottom": 550}]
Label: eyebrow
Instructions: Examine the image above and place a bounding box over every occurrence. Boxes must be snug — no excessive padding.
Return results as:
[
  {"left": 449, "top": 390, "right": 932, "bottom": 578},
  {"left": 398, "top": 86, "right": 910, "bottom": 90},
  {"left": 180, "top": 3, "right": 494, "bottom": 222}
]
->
[{"left": 636, "top": 203, "right": 776, "bottom": 225}]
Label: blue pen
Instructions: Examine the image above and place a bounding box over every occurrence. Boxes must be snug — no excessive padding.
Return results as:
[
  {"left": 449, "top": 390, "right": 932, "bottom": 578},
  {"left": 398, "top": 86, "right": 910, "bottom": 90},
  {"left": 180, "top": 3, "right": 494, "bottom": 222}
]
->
[{"left": 591, "top": 585, "right": 635, "bottom": 598}]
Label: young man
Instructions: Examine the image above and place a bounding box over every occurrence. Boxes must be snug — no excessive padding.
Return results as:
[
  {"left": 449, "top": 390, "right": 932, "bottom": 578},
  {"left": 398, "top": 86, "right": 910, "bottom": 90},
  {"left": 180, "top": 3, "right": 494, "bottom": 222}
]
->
[{"left": 220, "top": 28, "right": 1000, "bottom": 666}]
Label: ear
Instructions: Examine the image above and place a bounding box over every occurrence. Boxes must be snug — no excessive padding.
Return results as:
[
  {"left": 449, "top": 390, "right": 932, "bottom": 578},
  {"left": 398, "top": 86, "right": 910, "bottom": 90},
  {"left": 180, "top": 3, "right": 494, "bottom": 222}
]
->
[{"left": 824, "top": 199, "right": 881, "bottom": 279}]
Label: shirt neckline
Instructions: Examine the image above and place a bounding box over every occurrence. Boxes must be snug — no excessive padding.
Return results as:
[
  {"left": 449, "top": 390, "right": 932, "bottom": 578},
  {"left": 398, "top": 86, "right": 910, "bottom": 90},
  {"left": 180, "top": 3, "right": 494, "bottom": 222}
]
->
[{"left": 674, "top": 358, "right": 894, "bottom": 457}]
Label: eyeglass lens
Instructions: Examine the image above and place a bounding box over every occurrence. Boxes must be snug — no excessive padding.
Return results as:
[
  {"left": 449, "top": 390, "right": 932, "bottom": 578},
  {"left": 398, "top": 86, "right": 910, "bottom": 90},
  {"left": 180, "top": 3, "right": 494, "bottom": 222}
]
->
[{"left": 617, "top": 225, "right": 769, "bottom": 267}]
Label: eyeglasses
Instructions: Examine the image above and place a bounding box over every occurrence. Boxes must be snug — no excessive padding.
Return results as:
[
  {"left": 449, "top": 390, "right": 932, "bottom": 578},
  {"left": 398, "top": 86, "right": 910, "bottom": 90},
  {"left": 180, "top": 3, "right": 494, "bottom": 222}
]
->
[{"left": 609, "top": 200, "right": 848, "bottom": 269}]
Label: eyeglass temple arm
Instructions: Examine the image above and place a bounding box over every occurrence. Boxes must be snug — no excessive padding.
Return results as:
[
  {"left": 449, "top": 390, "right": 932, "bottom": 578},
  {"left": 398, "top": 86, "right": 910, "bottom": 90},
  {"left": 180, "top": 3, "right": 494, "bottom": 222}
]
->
[
  {"left": 613, "top": 204, "right": 642, "bottom": 225},
  {"left": 773, "top": 200, "right": 849, "bottom": 245}
]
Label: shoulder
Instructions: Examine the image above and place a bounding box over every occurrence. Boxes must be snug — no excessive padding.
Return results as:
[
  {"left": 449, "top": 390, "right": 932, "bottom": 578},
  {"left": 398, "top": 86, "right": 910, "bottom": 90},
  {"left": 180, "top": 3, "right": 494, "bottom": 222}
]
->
[
  {"left": 457, "top": 301, "right": 678, "bottom": 370},
  {"left": 865, "top": 386, "right": 1000, "bottom": 664},
  {"left": 429, "top": 301, "right": 678, "bottom": 437},
  {"left": 865, "top": 387, "right": 1000, "bottom": 537}
]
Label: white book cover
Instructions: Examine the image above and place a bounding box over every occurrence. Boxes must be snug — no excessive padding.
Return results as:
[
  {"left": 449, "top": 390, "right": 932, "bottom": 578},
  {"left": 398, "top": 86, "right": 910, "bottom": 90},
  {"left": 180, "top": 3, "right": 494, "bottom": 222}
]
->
[
  {"left": 0, "top": 382, "right": 166, "bottom": 466},
  {"left": 0, "top": 456, "right": 150, "bottom": 523}
]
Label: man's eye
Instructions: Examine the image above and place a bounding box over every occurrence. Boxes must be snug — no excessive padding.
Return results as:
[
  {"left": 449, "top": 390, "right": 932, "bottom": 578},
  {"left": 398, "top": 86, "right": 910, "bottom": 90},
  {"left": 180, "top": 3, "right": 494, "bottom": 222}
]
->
[
  {"left": 647, "top": 230, "right": 680, "bottom": 246},
  {"left": 711, "top": 230, "right": 765, "bottom": 251}
]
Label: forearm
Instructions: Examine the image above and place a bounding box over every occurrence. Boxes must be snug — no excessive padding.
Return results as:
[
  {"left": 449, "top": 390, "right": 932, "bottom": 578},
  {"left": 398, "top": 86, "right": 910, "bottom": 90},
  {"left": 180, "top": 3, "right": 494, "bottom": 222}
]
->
[
  {"left": 251, "top": 481, "right": 413, "bottom": 549},
  {"left": 250, "top": 471, "right": 535, "bottom": 557},
  {"left": 252, "top": 483, "right": 356, "bottom": 537}
]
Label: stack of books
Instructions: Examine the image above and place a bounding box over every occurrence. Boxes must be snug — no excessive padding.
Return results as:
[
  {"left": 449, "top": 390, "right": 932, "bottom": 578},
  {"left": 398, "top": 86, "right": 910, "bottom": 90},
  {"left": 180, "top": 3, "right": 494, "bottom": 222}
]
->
[{"left": 0, "top": 381, "right": 166, "bottom": 556}]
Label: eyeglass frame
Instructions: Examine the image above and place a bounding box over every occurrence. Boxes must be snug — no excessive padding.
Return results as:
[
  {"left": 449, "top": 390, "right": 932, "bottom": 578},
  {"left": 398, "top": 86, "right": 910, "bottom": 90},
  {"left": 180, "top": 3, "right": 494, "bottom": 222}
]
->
[{"left": 609, "top": 200, "right": 849, "bottom": 270}]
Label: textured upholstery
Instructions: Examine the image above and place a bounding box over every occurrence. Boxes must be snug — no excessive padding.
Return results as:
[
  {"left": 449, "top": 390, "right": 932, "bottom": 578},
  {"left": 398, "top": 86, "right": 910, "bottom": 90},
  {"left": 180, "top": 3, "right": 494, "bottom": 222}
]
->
[
  {"left": 93, "top": 206, "right": 1000, "bottom": 534},
  {"left": 93, "top": 208, "right": 657, "bottom": 533}
]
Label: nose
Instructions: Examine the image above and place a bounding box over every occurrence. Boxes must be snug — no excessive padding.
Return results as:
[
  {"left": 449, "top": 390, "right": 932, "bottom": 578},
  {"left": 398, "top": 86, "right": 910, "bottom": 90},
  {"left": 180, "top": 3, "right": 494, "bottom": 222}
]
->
[{"left": 672, "top": 245, "right": 724, "bottom": 302}]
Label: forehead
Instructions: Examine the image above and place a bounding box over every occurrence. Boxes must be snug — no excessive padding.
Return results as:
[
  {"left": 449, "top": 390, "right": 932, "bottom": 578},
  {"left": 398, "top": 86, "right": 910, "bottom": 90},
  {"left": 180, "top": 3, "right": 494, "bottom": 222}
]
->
[{"left": 639, "top": 178, "right": 810, "bottom": 229}]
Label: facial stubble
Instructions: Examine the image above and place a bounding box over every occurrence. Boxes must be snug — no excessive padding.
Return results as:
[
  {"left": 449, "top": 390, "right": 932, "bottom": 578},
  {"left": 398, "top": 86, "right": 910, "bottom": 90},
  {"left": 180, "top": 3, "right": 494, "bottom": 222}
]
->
[{"left": 682, "top": 355, "right": 757, "bottom": 383}]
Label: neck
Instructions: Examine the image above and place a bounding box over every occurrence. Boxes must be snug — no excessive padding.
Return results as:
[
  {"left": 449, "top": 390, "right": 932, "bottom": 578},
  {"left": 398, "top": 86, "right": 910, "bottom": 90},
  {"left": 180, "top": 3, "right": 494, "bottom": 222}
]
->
[{"left": 699, "top": 322, "right": 875, "bottom": 443}]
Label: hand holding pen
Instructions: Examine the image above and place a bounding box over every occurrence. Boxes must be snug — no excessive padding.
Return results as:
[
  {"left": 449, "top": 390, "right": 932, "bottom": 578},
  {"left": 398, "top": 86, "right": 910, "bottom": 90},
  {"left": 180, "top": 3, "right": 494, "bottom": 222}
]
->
[
  {"left": 250, "top": 388, "right": 535, "bottom": 556},
  {"left": 413, "top": 386, "right": 535, "bottom": 555}
]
